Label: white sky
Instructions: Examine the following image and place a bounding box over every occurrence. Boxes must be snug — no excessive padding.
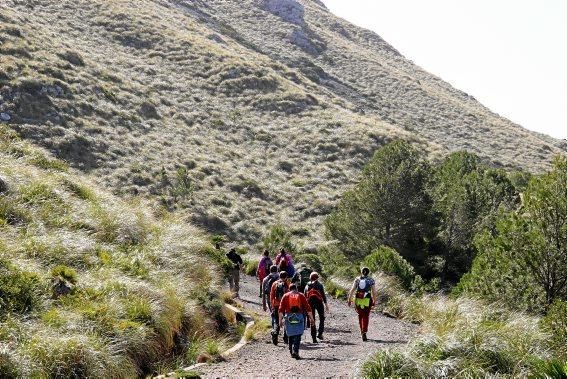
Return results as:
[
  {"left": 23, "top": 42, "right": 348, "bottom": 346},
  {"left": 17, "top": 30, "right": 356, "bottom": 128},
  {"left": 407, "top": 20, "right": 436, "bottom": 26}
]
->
[{"left": 322, "top": 0, "right": 567, "bottom": 139}]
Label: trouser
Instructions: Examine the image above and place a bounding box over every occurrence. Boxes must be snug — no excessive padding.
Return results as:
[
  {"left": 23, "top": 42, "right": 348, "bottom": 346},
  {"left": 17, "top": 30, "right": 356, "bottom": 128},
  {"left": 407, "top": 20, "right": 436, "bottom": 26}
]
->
[
  {"left": 309, "top": 299, "right": 325, "bottom": 339},
  {"left": 271, "top": 308, "right": 287, "bottom": 338},
  {"left": 288, "top": 335, "right": 301, "bottom": 355},
  {"left": 259, "top": 280, "right": 263, "bottom": 297},
  {"left": 356, "top": 306, "right": 371, "bottom": 333},
  {"left": 228, "top": 268, "right": 240, "bottom": 294}
]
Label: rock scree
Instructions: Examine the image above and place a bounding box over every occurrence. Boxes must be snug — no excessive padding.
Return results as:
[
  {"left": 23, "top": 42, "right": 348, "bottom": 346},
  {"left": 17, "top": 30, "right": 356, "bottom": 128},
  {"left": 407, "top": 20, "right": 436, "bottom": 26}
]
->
[{"left": 198, "top": 274, "right": 417, "bottom": 378}]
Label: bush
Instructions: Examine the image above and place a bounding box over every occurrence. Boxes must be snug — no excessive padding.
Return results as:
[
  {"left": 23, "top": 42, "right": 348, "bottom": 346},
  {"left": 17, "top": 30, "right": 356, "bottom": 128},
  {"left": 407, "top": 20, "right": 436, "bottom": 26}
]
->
[
  {"left": 0, "top": 259, "right": 42, "bottom": 317},
  {"left": 262, "top": 224, "right": 296, "bottom": 253},
  {"left": 541, "top": 300, "right": 567, "bottom": 359},
  {"left": 362, "top": 351, "right": 420, "bottom": 378},
  {"left": 51, "top": 265, "right": 78, "bottom": 285},
  {"left": 325, "top": 279, "right": 347, "bottom": 299},
  {"left": 244, "top": 258, "right": 258, "bottom": 276},
  {"left": 364, "top": 246, "right": 416, "bottom": 289}
]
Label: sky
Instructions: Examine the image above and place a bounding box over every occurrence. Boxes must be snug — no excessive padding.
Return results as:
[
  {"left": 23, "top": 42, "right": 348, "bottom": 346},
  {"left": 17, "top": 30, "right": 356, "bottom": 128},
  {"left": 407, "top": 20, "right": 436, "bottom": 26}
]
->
[{"left": 322, "top": 0, "right": 567, "bottom": 139}]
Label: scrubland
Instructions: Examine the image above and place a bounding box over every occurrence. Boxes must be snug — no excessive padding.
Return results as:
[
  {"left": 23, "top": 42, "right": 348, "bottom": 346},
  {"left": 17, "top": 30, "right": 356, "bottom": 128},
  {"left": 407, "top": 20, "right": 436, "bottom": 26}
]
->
[{"left": 0, "top": 125, "right": 230, "bottom": 377}]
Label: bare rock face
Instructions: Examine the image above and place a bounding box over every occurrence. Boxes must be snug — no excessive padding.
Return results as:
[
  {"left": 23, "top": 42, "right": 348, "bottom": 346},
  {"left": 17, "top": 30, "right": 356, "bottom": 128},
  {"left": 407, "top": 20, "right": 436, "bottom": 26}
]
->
[{"left": 259, "top": 0, "right": 305, "bottom": 25}]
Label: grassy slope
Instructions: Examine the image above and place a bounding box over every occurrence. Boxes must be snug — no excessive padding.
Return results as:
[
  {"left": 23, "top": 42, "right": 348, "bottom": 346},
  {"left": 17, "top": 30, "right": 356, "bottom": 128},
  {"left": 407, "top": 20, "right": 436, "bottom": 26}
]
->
[
  {"left": 0, "top": 125, "right": 228, "bottom": 377},
  {"left": 1, "top": 0, "right": 563, "bottom": 245}
]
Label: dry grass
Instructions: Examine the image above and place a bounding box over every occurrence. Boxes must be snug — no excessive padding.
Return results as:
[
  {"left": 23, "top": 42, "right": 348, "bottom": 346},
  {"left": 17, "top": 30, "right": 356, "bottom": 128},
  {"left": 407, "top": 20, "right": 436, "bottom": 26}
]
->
[
  {"left": 0, "top": 125, "right": 229, "bottom": 377},
  {"left": 1, "top": 0, "right": 563, "bottom": 247}
]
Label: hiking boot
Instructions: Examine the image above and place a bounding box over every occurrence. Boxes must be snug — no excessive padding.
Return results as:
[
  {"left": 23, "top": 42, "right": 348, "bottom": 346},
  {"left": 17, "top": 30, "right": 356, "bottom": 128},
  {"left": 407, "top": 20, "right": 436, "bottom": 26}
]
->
[
  {"left": 271, "top": 331, "right": 278, "bottom": 345},
  {"left": 291, "top": 352, "right": 301, "bottom": 360},
  {"left": 312, "top": 336, "right": 318, "bottom": 344},
  {"left": 317, "top": 333, "right": 324, "bottom": 340},
  {"left": 362, "top": 333, "right": 368, "bottom": 342}
]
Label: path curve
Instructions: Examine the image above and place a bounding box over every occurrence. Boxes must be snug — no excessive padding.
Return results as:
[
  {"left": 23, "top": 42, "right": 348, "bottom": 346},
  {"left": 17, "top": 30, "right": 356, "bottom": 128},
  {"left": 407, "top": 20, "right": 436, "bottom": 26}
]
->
[{"left": 198, "top": 274, "right": 417, "bottom": 378}]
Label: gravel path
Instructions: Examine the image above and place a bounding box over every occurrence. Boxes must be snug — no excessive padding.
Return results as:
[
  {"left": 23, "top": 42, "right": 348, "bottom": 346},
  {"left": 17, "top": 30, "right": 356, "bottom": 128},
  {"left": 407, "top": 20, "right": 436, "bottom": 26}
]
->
[{"left": 198, "top": 274, "right": 417, "bottom": 378}]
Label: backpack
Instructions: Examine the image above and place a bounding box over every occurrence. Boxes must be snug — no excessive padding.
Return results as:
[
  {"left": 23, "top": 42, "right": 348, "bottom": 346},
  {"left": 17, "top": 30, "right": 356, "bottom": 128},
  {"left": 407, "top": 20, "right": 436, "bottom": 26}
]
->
[
  {"left": 288, "top": 292, "right": 302, "bottom": 313},
  {"left": 275, "top": 280, "right": 287, "bottom": 301},
  {"left": 299, "top": 267, "right": 312, "bottom": 289},
  {"left": 258, "top": 257, "right": 272, "bottom": 278},
  {"left": 278, "top": 256, "right": 288, "bottom": 272},
  {"left": 306, "top": 282, "right": 324, "bottom": 303},
  {"left": 357, "top": 276, "right": 371, "bottom": 294},
  {"left": 355, "top": 276, "right": 373, "bottom": 309},
  {"left": 264, "top": 274, "right": 278, "bottom": 296},
  {"left": 264, "top": 257, "right": 273, "bottom": 273}
]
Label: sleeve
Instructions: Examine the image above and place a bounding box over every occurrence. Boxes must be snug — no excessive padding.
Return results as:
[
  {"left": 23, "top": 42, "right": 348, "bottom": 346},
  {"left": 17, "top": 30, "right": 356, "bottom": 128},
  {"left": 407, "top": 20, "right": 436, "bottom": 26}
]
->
[
  {"left": 238, "top": 254, "right": 243, "bottom": 264},
  {"left": 319, "top": 283, "right": 328, "bottom": 303}
]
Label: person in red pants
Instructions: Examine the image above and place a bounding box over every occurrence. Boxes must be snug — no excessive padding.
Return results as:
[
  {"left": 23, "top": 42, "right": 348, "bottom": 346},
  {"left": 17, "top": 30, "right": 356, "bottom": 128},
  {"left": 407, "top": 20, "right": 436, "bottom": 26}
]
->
[{"left": 347, "top": 267, "right": 377, "bottom": 341}]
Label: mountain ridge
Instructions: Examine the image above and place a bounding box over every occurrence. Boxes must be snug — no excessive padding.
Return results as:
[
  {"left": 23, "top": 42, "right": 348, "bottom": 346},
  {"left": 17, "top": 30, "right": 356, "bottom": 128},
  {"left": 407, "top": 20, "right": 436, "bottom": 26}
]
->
[{"left": 0, "top": 0, "right": 564, "bottom": 243}]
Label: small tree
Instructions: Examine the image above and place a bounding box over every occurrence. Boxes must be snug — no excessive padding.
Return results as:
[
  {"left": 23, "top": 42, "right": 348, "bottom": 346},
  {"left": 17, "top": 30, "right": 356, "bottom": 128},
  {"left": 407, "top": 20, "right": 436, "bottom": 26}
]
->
[
  {"left": 459, "top": 156, "right": 567, "bottom": 310},
  {"left": 521, "top": 156, "right": 567, "bottom": 305},
  {"left": 263, "top": 224, "right": 296, "bottom": 254},
  {"left": 170, "top": 167, "right": 194, "bottom": 203},
  {"left": 432, "top": 151, "right": 517, "bottom": 280},
  {"left": 325, "top": 141, "right": 436, "bottom": 266}
]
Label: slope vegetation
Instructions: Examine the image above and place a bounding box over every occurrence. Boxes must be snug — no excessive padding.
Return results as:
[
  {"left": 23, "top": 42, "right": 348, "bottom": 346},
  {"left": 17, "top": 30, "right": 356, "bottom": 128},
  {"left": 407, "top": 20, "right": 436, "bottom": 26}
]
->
[
  {"left": 0, "top": 0, "right": 564, "bottom": 243},
  {"left": 0, "top": 125, "right": 227, "bottom": 377}
]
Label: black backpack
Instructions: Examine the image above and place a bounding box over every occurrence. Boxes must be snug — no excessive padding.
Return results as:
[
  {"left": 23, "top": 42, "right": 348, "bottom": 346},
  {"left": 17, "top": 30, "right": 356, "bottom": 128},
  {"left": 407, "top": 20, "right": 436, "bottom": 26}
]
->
[{"left": 264, "top": 274, "right": 278, "bottom": 296}]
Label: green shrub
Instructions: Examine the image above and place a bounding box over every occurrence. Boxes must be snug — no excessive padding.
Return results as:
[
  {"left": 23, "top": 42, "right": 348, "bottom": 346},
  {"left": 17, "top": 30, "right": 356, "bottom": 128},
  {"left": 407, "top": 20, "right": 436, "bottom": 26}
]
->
[
  {"left": 18, "top": 182, "right": 60, "bottom": 205},
  {"left": 0, "top": 259, "right": 42, "bottom": 317},
  {"left": 28, "top": 154, "right": 68, "bottom": 171},
  {"left": 325, "top": 279, "right": 347, "bottom": 299},
  {"left": 362, "top": 351, "right": 420, "bottom": 379},
  {"left": 262, "top": 224, "right": 296, "bottom": 254},
  {"left": 63, "top": 179, "right": 96, "bottom": 201},
  {"left": 532, "top": 359, "right": 567, "bottom": 378},
  {"left": 541, "top": 300, "right": 567, "bottom": 359},
  {"left": 125, "top": 296, "right": 153, "bottom": 324},
  {"left": 51, "top": 265, "right": 78, "bottom": 285},
  {"left": 364, "top": 246, "right": 416, "bottom": 289},
  {"left": 244, "top": 259, "right": 258, "bottom": 276}
]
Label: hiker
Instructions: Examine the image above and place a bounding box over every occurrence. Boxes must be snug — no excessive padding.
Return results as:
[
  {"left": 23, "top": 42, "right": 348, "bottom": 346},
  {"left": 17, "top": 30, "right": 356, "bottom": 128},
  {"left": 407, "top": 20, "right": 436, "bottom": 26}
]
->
[
  {"left": 262, "top": 265, "right": 279, "bottom": 312},
  {"left": 256, "top": 250, "right": 273, "bottom": 297},
  {"left": 279, "top": 283, "right": 314, "bottom": 359},
  {"left": 269, "top": 271, "right": 290, "bottom": 345},
  {"left": 275, "top": 248, "right": 295, "bottom": 278},
  {"left": 347, "top": 267, "right": 377, "bottom": 341},
  {"left": 226, "top": 248, "right": 243, "bottom": 298},
  {"left": 304, "top": 272, "right": 329, "bottom": 343},
  {"left": 293, "top": 263, "right": 312, "bottom": 293}
]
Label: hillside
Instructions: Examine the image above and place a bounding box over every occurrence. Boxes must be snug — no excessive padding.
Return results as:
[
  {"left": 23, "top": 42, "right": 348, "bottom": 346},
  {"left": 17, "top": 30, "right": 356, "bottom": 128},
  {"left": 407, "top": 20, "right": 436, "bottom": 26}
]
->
[
  {"left": 1, "top": 0, "right": 565, "bottom": 243},
  {"left": 0, "top": 125, "right": 228, "bottom": 377}
]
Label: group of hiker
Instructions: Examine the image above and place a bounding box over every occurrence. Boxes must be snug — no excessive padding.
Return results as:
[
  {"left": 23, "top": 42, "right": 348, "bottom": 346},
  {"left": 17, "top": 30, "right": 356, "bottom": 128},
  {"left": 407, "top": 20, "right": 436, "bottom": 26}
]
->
[
  {"left": 256, "top": 249, "right": 377, "bottom": 359},
  {"left": 221, "top": 244, "right": 378, "bottom": 359}
]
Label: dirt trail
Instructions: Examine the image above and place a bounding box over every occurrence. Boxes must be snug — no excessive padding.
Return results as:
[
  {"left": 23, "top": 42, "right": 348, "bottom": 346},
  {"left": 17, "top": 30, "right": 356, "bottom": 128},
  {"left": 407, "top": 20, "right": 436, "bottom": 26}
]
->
[{"left": 198, "top": 274, "right": 417, "bottom": 378}]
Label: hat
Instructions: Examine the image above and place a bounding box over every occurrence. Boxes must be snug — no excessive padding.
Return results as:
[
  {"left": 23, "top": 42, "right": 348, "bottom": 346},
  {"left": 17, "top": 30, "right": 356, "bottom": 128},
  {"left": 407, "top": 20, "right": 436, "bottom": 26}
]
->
[{"left": 310, "top": 272, "right": 319, "bottom": 281}]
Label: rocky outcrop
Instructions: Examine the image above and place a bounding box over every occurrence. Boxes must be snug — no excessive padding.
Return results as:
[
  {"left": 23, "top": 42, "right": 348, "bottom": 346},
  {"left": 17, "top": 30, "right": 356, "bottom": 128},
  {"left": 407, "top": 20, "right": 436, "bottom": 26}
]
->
[{"left": 259, "top": 0, "right": 304, "bottom": 25}]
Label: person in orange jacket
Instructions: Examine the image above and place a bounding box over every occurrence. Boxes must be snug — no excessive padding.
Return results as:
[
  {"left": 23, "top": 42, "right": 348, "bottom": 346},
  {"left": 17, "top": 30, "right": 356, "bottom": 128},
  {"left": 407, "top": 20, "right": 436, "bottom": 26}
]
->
[
  {"left": 279, "top": 283, "right": 314, "bottom": 359},
  {"left": 269, "top": 271, "right": 290, "bottom": 345}
]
